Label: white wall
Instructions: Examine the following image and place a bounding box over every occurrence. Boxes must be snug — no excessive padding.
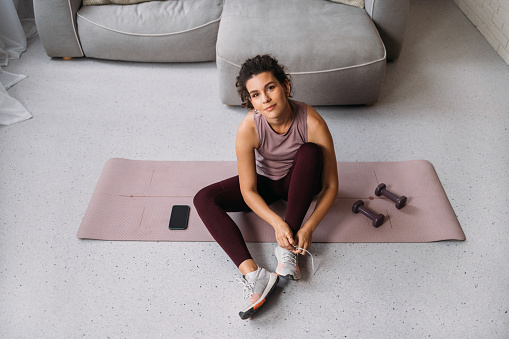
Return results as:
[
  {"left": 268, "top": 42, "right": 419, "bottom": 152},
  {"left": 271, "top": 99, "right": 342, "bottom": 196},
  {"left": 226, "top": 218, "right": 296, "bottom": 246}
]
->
[{"left": 453, "top": 0, "right": 509, "bottom": 65}]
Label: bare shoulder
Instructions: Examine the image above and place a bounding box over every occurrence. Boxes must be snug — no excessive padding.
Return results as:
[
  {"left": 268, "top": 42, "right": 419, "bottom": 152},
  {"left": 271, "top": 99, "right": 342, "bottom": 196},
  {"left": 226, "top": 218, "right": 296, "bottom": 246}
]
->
[
  {"left": 238, "top": 110, "right": 255, "bottom": 130},
  {"left": 306, "top": 104, "right": 330, "bottom": 138},
  {"left": 236, "top": 110, "right": 258, "bottom": 149}
]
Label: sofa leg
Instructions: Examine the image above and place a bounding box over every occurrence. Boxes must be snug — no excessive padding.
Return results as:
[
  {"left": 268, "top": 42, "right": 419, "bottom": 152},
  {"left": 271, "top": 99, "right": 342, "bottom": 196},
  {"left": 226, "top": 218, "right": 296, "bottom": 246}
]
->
[
  {"left": 365, "top": 102, "right": 375, "bottom": 106},
  {"left": 62, "top": 57, "right": 73, "bottom": 60}
]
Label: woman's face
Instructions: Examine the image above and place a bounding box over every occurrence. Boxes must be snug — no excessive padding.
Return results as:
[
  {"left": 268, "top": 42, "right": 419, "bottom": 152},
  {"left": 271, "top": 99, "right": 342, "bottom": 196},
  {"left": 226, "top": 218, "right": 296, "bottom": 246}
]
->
[{"left": 246, "top": 71, "right": 290, "bottom": 119}]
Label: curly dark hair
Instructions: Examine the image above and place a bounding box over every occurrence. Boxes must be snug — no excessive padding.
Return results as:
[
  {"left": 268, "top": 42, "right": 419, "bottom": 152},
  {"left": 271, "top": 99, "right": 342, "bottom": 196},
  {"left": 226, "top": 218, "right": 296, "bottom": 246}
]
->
[{"left": 235, "top": 55, "right": 293, "bottom": 109}]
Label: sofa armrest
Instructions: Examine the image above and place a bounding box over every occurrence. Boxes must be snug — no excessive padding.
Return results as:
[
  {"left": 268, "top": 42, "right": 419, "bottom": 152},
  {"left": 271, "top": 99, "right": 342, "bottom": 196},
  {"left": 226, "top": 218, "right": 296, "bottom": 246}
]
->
[
  {"left": 34, "top": 0, "right": 84, "bottom": 58},
  {"left": 365, "top": 0, "right": 409, "bottom": 60}
]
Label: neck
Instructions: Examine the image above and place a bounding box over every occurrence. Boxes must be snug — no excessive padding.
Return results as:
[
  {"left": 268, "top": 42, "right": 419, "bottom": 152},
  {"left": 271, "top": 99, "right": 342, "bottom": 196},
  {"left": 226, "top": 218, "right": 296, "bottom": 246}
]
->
[{"left": 267, "top": 100, "right": 293, "bottom": 134}]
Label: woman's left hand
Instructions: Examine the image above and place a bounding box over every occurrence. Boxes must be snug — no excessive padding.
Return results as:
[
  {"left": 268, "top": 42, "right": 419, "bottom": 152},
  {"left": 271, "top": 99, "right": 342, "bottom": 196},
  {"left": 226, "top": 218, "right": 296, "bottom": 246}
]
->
[{"left": 293, "top": 228, "right": 313, "bottom": 255}]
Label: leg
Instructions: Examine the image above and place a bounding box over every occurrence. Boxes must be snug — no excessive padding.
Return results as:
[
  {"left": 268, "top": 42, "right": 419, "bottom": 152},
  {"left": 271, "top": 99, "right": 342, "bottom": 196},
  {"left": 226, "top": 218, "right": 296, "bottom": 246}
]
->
[
  {"left": 194, "top": 179, "right": 280, "bottom": 320},
  {"left": 194, "top": 175, "right": 281, "bottom": 271},
  {"left": 282, "top": 143, "right": 323, "bottom": 233},
  {"left": 272, "top": 143, "right": 323, "bottom": 280},
  {"left": 193, "top": 176, "right": 253, "bottom": 268}
]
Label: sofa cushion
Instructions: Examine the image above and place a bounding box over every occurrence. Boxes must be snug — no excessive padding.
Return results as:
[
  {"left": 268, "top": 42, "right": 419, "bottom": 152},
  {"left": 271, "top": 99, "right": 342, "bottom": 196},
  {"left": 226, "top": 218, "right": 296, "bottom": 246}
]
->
[
  {"left": 76, "top": 0, "right": 223, "bottom": 62},
  {"left": 216, "top": 0, "right": 386, "bottom": 105},
  {"left": 328, "top": 0, "right": 365, "bottom": 8},
  {"left": 83, "top": 0, "right": 152, "bottom": 6}
]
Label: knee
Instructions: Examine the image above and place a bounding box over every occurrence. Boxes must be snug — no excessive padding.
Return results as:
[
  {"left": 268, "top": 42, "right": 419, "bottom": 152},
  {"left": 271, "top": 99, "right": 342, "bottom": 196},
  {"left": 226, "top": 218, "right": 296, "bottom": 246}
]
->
[
  {"left": 297, "top": 143, "right": 322, "bottom": 162},
  {"left": 193, "top": 186, "right": 215, "bottom": 214}
]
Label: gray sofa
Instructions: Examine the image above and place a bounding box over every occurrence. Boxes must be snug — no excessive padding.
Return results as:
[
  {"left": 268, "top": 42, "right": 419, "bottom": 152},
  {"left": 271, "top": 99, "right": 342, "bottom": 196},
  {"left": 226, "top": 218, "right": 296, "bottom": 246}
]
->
[
  {"left": 34, "top": 0, "right": 224, "bottom": 62},
  {"left": 34, "top": 0, "right": 408, "bottom": 105}
]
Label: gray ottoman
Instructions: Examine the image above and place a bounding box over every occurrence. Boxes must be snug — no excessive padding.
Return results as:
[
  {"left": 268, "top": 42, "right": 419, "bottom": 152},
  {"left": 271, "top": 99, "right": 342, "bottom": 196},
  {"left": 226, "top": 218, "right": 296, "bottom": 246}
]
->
[{"left": 216, "top": 0, "right": 388, "bottom": 106}]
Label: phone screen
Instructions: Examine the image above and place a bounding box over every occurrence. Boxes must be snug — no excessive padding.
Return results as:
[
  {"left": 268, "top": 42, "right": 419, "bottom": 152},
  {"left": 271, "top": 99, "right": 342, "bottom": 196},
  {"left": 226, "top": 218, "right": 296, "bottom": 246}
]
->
[{"left": 168, "top": 205, "right": 190, "bottom": 230}]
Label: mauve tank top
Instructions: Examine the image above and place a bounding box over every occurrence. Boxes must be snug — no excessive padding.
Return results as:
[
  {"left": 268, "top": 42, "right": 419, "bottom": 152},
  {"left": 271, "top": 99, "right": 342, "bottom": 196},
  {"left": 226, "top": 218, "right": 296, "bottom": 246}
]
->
[{"left": 254, "top": 99, "right": 308, "bottom": 180}]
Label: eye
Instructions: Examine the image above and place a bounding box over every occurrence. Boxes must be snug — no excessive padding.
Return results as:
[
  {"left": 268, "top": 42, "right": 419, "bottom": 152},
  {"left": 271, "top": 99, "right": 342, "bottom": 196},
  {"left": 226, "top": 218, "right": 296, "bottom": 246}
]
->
[
  {"left": 251, "top": 93, "right": 259, "bottom": 98},
  {"left": 268, "top": 85, "right": 276, "bottom": 91}
]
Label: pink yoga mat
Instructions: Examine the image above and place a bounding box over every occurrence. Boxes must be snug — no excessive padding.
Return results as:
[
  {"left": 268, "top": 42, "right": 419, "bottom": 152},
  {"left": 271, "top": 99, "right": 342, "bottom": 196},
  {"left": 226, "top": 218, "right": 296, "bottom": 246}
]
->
[{"left": 77, "top": 159, "right": 466, "bottom": 243}]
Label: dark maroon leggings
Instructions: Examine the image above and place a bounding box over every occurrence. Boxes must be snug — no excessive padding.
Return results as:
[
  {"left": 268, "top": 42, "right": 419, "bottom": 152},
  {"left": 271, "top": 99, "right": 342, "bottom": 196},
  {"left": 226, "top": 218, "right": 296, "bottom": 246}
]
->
[{"left": 193, "top": 143, "right": 323, "bottom": 267}]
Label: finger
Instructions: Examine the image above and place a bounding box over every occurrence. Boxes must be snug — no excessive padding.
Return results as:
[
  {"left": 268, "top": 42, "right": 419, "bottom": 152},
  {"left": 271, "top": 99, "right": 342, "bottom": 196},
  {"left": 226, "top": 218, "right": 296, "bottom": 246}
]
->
[
  {"left": 293, "top": 248, "right": 304, "bottom": 255},
  {"left": 299, "top": 244, "right": 308, "bottom": 255},
  {"left": 292, "top": 234, "right": 300, "bottom": 253},
  {"left": 287, "top": 235, "right": 295, "bottom": 246},
  {"left": 295, "top": 239, "right": 307, "bottom": 255},
  {"left": 291, "top": 236, "right": 301, "bottom": 254},
  {"left": 278, "top": 235, "right": 290, "bottom": 249}
]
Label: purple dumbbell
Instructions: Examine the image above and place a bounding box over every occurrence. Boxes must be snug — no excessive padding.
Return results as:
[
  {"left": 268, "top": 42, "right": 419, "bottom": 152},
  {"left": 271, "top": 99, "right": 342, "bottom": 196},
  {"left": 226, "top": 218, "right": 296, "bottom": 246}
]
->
[
  {"left": 375, "top": 183, "right": 407, "bottom": 209},
  {"left": 352, "top": 200, "right": 385, "bottom": 228}
]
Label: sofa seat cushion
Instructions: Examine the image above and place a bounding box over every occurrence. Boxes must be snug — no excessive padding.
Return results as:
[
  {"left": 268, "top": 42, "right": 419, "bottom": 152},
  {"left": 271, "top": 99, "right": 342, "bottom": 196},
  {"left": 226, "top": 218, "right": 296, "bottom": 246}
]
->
[
  {"left": 216, "top": 0, "right": 386, "bottom": 105},
  {"left": 83, "top": 0, "right": 153, "bottom": 6},
  {"left": 76, "top": 0, "right": 223, "bottom": 62},
  {"left": 328, "top": 0, "right": 364, "bottom": 8}
]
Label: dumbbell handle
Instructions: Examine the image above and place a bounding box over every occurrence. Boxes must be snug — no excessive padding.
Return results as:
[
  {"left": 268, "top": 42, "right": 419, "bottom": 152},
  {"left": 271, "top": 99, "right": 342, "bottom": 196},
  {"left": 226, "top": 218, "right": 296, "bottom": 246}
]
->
[
  {"left": 352, "top": 200, "right": 384, "bottom": 228},
  {"left": 375, "top": 183, "right": 407, "bottom": 209},
  {"left": 359, "top": 205, "right": 376, "bottom": 219},
  {"left": 380, "top": 188, "right": 400, "bottom": 202}
]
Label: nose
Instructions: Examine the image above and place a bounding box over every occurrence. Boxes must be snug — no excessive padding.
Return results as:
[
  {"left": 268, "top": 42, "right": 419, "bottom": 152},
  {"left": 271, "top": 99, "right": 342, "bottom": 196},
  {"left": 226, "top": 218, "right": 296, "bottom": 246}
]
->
[{"left": 262, "top": 91, "right": 271, "bottom": 103}]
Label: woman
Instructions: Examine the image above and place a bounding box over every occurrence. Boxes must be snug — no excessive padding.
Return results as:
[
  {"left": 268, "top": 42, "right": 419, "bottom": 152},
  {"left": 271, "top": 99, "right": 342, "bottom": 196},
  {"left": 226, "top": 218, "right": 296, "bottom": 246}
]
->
[{"left": 194, "top": 55, "right": 338, "bottom": 320}]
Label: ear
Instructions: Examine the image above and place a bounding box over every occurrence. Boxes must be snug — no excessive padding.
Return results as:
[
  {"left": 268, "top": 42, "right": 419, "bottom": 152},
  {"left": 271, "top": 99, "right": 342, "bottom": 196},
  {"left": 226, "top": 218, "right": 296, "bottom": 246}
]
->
[{"left": 284, "top": 80, "right": 291, "bottom": 97}]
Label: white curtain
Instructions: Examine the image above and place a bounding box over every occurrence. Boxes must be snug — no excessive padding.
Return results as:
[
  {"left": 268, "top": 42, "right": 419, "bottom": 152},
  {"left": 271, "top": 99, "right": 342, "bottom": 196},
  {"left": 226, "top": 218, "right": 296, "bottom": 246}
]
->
[{"left": 0, "top": 0, "right": 37, "bottom": 125}]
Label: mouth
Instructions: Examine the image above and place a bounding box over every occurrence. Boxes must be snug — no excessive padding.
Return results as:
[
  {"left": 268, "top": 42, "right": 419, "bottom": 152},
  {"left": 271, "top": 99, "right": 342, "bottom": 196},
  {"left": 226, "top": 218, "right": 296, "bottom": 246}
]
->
[{"left": 264, "top": 104, "right": 276, "bottom": 112}]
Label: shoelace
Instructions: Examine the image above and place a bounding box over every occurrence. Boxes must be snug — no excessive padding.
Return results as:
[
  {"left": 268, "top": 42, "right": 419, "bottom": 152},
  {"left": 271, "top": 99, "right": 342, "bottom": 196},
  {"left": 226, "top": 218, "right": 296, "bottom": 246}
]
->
[
  {"left": 238, "top": 247, "right": 317, "bottom": 295},
  {"left": 292, "top": 246, "right": 316, "bottom": 275},
  {"left": 281, "top": 247, "right": 298, "bottom": 265},
  {"left": 237, "top": 277, "right": 255, "bottom": 300}
]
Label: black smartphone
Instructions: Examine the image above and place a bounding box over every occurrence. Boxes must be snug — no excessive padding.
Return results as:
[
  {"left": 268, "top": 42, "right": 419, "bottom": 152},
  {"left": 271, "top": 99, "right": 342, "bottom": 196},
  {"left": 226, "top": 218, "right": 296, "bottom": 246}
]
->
[{"left": 168, "top": 205, "right": 190, "bottom": 230}]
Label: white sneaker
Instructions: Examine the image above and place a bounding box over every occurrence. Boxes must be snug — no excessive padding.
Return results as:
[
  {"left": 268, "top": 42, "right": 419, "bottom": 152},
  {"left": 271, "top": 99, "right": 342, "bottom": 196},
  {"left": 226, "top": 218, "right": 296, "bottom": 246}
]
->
[
  {"left": 274, "top": 246, "right": 301, "bottom": 280},
  {"left": 237, "top": 267, "right": 279, "bottom": 320}
]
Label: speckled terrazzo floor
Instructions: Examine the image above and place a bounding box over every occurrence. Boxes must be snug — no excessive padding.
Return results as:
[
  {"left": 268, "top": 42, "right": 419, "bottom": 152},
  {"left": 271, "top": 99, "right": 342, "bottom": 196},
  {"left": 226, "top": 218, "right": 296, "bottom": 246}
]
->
[{"left": 1, "top": 0, "right": 508, "bottom": 337}]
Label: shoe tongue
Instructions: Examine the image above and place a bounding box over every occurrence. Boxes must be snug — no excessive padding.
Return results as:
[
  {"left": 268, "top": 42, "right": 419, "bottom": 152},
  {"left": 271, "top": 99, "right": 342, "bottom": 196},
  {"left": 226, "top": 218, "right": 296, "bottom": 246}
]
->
[
  {"left": 245, "top": 267, "right": 265, "bottom": 282},
  {"left": 244, "top": 268, "right": 260, "bottom": 281}
]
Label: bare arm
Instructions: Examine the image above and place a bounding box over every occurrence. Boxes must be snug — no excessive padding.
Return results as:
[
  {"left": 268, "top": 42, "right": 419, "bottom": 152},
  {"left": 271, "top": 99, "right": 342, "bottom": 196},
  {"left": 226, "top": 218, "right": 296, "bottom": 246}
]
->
[
  {"left": 236, "top": 112, "right": 296, "bottom": 250},
  {"left": 294, "top": 105, "right": 339, "bottom": 253}
]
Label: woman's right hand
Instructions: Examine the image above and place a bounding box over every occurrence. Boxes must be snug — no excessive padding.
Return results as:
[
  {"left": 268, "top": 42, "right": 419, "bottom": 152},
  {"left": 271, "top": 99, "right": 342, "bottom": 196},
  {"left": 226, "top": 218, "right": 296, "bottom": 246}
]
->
[{"left": 273, "top": 220, "right": 295, "bottom": 250}]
